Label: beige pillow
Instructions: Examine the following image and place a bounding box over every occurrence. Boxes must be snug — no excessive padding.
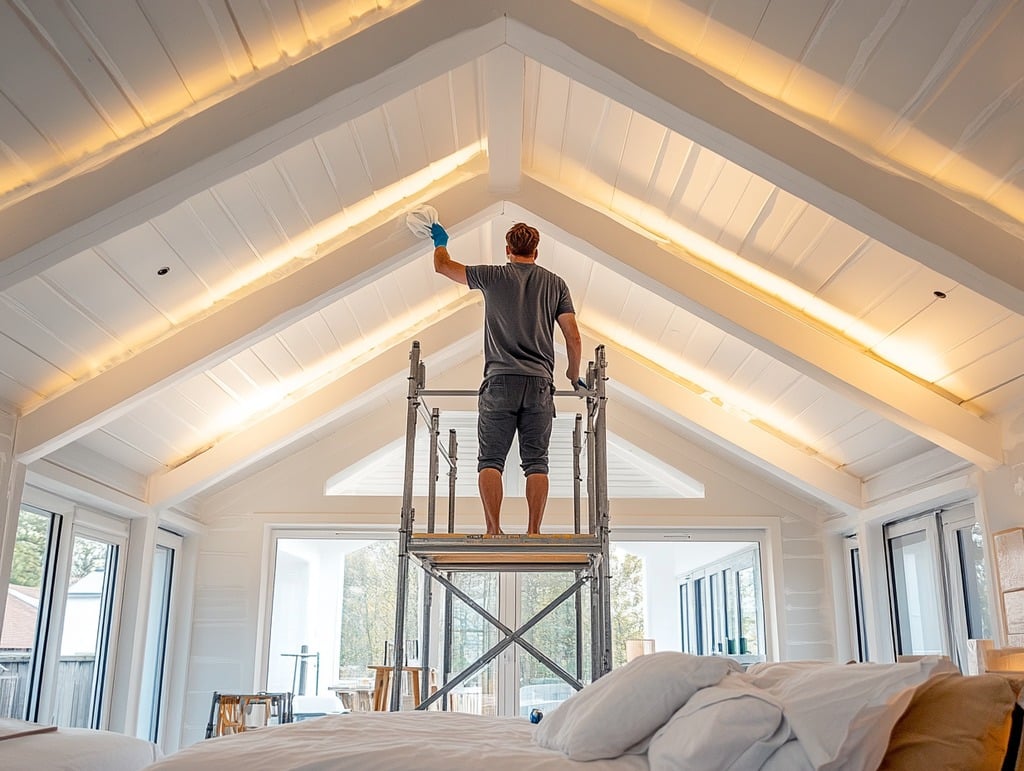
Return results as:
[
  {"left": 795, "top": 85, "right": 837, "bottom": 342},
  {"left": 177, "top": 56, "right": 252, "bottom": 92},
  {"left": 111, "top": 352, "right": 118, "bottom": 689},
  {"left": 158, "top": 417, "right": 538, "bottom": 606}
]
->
[{"left": 879, "top": 673, "right": 1015, "bottom": 770}]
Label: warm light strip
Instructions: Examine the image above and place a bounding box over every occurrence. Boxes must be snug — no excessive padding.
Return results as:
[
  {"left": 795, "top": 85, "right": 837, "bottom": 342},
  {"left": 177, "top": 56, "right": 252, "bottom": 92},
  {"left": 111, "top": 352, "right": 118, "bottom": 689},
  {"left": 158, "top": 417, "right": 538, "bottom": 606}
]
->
[
  {"left": 0, "top": 0, "right": 422, "bottom": 204},
  {"left": 187, "top": 143, "right": 486, "bottom": 320},
  {"left": 545, "top": 162, "right": 949, "bottom": 384},
  {"left": 176, "top": 293, "right": 479, "bottom": 466},
  {"left": 584, "top": 313, "right": 830, "bottom": 459},
  {"left": 577, "top": 0, "right": 1024, "bottom": 228}
]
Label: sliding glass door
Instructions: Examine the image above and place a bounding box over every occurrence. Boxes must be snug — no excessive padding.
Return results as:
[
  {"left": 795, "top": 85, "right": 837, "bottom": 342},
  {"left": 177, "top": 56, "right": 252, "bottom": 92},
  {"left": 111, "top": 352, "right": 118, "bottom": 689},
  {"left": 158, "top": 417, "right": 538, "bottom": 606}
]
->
[
  {"left": 885, "top": 504, "right": 992, "bottom": 669},
  {"left": 137, "top": 529, "right": 182, "bottom": 741}
]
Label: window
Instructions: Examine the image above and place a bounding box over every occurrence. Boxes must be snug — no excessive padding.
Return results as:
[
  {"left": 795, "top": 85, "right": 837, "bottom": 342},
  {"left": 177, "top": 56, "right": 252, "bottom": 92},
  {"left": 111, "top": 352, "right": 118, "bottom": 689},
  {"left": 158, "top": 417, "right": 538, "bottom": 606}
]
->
[
  {"left": 844, "top": 539, "right": 870, "bottom": 662},
  {"left": 265, "top": 533, "right": 421, "bottom": 705},
  {"left": 1, "top": 498, "right": 126, "bottom": 728},
  {"left": 54, "top": 528, "right": 123, "bottom": 728},
  {"left": 1, "top": 506, "right": 60, "bottom": 720},
  {"left": 885, "top": 504, "right": 992, "bottom": 669},
  {"left": 678, "top": 545, "right": 764, "bottom": 664},
  {"left": 137, "top": 529, "right": 181, "bottom": 742}
]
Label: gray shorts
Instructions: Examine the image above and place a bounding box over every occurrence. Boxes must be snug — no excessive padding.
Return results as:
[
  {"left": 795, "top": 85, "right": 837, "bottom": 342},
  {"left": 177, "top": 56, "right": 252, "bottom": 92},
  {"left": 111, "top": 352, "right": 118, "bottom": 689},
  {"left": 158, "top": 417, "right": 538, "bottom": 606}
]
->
[{"left": 477, "top": 375, "right": 555, "bottom": 476}]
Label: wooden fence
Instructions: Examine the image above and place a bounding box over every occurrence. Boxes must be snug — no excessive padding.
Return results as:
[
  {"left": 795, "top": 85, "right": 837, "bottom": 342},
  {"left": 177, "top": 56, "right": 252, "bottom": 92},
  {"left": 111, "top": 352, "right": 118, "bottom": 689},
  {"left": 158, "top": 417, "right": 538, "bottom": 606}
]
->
[{"left": 0, "top": 653, "right": 96, "bottom": 727}]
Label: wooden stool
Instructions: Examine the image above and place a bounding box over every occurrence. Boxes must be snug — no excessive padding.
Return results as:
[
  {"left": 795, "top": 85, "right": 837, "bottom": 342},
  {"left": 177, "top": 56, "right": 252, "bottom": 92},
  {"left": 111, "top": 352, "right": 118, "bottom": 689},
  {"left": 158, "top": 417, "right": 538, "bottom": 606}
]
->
[{"left": 368, "top": 666, "right": 437, "bottom": 710}]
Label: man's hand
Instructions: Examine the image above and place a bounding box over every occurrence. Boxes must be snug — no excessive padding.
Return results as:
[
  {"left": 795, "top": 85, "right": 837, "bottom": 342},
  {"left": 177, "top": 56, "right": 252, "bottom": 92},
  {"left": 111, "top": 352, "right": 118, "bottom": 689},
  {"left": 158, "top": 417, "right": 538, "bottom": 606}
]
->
[
  {"left": 431, "top": 223, "right": 449, "bottom": 247},
  {"left": 570, "top": 374, "right": 588, "bottom": 397}
]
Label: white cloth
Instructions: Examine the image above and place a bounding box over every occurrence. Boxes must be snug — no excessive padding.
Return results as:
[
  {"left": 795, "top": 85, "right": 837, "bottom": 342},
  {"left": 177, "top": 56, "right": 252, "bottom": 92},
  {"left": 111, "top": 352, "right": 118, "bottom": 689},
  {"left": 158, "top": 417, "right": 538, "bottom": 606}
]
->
[{"left": 406, "top": 204, "right": 440, "bottom": 238}]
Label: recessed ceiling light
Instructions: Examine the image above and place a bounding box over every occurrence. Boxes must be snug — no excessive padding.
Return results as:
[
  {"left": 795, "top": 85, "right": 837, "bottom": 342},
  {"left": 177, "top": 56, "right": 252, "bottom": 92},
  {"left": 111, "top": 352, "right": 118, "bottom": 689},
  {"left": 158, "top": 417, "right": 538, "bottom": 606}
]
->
[
  {"left": 933, "top": 290, "right": 947, "bottom": 299},
  {"left": 157, "top": 266, "right": 170, "bottom": 276}
]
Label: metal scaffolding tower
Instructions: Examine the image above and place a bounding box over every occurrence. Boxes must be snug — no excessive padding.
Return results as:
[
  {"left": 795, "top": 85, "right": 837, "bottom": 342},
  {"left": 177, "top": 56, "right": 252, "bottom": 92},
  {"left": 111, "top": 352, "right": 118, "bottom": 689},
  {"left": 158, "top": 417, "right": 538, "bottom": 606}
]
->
[{"left": 388, "top": 341, "right": 612, "bottom": 712}]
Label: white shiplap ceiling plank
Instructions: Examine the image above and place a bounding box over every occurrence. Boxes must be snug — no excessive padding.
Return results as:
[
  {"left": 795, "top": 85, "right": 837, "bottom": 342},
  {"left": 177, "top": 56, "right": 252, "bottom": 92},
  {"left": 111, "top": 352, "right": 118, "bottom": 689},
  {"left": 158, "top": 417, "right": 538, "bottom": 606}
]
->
[
  {"left": 614, "top": 111, "right": 666, "bottom": 205},
  {"left": 250, "top": 335, "right": 304, "bottom": 384},
  {"left": 75, "top": 429, "right": 162, "bottom": 477},
  {"left": 0, "top": 298, "right": 82, "bottom": 379},
  {"left": 0, "top": 3, "right": 115, "bottom": 160},
  {"left": 787, "top": 219, "right": 866, "bottom": 295},
  {"left": 715, "top": 173, "right": 775, "bottom": 256},
  {"left": 735, "top": 0, "right": 827, "bottom": 97},
  {"left": 186, "top": 189, "right": 267, "bottom": 275},
  {"left": 310, "top": 127, "right": 371, "bottom": 213},
  {"left": 94, "top": 228, "right": 213, "bottom": 325},
  {"left": 416, "top": 72, "right": 461, "bottom": 160},
  {"left": 245, "top": 163, "right": 316, "bottom": 242},
  {"left": 8, "top": 0, "right": 142, "bottom": 138},
  {"left": 449, "top": 60, "right": 484, "bottom": 149},
  {"left": 43, "top": 250, "right": 170, "bottom": 346},
  {"left": 208, "top": 174, "right": 291, "bottom": 263},
  {"left": 510, "top": 2, "right": 1024, "bottom": 313},
  {"left": 149, "top": 204, "right": 239, "bottom": 293},
  {"left": 70, "top": 1, "right": 194, "bottom": 122},
  {"left": 383, "top": 91, "right": 432, "bottom": 181},
  {"left": 351, "top": 109, "right": 400, "bottom": 189}
]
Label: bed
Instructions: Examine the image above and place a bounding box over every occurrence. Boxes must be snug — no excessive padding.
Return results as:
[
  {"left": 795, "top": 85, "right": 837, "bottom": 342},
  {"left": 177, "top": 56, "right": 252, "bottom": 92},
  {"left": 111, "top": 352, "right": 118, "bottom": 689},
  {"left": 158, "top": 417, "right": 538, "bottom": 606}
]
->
[
  {"left": 0, "top": 720, "right": 161, "bottom": 770},
  {"left": 146, "top": 653, "right": 1020, "bottom": 771}
]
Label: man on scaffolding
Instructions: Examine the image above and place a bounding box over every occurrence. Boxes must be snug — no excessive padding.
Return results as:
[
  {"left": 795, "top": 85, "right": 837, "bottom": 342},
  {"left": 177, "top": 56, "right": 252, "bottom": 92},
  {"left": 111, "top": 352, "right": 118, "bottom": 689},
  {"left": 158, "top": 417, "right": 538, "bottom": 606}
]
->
[{"left": 431, "top": 221, "right": 583, "bottom": 535}]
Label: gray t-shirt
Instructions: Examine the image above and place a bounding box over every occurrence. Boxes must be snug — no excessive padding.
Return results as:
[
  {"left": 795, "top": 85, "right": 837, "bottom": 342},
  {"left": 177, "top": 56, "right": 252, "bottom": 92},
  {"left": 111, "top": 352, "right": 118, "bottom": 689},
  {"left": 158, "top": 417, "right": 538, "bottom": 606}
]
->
[{"left": 466, "top": 262, "right": 575, "bottom": 380}]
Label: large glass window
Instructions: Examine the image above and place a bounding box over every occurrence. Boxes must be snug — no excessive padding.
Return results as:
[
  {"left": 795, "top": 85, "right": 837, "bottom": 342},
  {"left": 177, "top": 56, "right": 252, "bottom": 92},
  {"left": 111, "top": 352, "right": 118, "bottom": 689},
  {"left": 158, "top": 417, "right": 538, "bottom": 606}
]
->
[
  {"left": 1, "top": 506, "right": 59, "bottom": 719},
  {"left": 55, "top": 534, "right": 119, "bottom": 728},
  {"left": 137, "top": 530, "right": 180, "bottom": 742},
  {"left": 266, "top": 535, "right": 420, "bottom": 710},
  {"left": 678, "top": 544, "right": 764, "bottom": 665}
]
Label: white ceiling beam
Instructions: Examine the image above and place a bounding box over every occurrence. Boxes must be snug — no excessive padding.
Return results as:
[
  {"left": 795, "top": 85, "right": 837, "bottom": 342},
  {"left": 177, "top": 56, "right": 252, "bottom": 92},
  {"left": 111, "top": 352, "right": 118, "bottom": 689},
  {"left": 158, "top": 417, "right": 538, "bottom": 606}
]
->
[
  {"left": 506, "top": 178, "right": 1004, "bottom": 470},
  {"left": 484, "top": 44, "right": 525, "bottom": 193},
  {"left": 505, "top": 1, "right": 1024, "bottom": 315},
  {"left": 582, "top": 331, "right": 863, "bottom": 513},
  {"left": 148, "top": 303, "right": 484, "bottom": 507},
  {"left": 0, "top": 0, "right": 507, "bottom": 291},
  {"left": 15, "top": 172, "right": 499, "bottom": 463}
]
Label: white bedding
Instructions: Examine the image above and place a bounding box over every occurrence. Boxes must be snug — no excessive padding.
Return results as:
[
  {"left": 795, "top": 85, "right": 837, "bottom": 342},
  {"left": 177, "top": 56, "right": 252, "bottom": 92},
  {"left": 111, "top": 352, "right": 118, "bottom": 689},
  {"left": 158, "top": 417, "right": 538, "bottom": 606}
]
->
[
  {"left": 146, "top": 711, "right": 650, "bottom": 771},
  {"left": 0, "top": 726, "right": 161, "bottom": 770},
  {"left": 148, "top": 654, "right": 950, "bottom": 771}
]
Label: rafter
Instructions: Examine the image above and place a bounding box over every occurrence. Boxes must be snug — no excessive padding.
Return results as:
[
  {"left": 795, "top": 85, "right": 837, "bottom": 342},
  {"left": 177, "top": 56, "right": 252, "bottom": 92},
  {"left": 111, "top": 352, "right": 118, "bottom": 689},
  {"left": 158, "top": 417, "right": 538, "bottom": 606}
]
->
[
  {"left": 484, "top": 44, "right": 525, "bottom": 193},
  {"left": 15, "top": 172, "right": 499, "bottom": 463}
]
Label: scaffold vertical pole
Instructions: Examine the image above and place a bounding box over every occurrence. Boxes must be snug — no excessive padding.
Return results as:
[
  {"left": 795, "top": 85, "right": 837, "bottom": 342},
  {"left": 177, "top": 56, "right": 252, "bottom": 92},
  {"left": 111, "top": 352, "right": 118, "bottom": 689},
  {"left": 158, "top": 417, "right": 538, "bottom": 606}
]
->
[
  {"left": 390, "top": 342, "right": 423, "bottom": 711},
  {"left": 594, "top": 346, "right": 612, "bottom": 676}
]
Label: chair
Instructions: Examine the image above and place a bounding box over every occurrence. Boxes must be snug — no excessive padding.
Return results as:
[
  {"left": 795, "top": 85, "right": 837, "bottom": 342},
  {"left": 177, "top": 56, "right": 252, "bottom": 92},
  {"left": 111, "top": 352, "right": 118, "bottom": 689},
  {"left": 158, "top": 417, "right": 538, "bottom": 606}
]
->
[
  {"left": 368, "top": 666, "right": 437, "bottom": 711},
  {"left": 205, "top": 692, "right": 293, "bottom": 738}
]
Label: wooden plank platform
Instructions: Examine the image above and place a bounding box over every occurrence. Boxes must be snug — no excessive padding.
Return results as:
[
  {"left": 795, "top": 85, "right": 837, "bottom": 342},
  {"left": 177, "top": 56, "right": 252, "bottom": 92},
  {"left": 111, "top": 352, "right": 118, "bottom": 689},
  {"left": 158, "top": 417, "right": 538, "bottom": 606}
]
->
[{"left": 408, "top": 533, "right": 601, "bottom": 571}]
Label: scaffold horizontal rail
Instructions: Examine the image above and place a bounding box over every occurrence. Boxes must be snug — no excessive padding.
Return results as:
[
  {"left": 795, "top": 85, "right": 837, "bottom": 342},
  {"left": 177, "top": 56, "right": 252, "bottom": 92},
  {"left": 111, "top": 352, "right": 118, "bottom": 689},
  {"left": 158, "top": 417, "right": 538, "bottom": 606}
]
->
[
  {"left": 409, "top": 532, "right": 602, "bottom": 556},
  {"left": 419, "top": 388, "right": 595, "bottom": 398}
]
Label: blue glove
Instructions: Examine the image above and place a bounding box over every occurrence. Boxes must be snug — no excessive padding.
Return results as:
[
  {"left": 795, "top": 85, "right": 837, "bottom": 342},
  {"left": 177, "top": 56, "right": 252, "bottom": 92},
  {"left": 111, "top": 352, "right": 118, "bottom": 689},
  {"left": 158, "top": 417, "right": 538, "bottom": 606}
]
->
[{"left": 430, "top": 222, "right": 449, "bottom": 247}]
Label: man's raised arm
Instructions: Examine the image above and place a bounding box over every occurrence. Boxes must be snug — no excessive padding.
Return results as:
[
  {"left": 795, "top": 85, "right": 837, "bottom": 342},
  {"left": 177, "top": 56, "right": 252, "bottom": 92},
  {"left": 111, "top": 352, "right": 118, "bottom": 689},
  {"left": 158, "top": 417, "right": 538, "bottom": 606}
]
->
[
  {"left": 431, "top": 223, "right": 467, "bottom": 285},
  {"left": 557, "top": 312, "right": 582, "bottom": 387}
]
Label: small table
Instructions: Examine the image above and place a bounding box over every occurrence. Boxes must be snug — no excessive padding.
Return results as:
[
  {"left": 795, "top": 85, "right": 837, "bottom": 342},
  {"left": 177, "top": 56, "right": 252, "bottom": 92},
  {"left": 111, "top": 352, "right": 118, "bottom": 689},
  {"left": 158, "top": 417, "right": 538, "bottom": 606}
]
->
[{"left": 367, "top": 666, "right": 437, "bottom": 711}]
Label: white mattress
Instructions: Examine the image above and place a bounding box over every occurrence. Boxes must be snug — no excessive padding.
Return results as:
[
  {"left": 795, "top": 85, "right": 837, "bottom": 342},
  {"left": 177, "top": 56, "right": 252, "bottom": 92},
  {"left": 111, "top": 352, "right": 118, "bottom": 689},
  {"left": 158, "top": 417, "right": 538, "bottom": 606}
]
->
[
  {"left": 147, "top": 711, "right": 651, "bottom": 771},
  {"left": 0, "top": 726, "right": 161, "bottom": 770}
]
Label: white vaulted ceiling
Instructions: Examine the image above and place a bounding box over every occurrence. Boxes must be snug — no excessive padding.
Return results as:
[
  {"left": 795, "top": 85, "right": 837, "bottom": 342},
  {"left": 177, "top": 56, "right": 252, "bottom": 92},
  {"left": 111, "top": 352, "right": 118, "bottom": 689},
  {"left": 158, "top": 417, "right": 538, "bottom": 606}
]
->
[{"left": 2, "top": 0, "right": 1023, "bottom": 523}]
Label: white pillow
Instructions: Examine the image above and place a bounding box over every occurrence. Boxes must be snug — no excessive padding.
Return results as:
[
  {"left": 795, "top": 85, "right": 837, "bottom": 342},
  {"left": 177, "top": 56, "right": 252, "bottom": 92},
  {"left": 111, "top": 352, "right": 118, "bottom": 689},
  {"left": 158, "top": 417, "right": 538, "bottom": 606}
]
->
[
  {"left": 534, "top": 652, "right": 739, "bottom": 761},
  {"left": 647, "top": 676, "right": 793, "bottom": 771},
  {"left": 765, "top": 657, "right": 950, "bottom": 771}
]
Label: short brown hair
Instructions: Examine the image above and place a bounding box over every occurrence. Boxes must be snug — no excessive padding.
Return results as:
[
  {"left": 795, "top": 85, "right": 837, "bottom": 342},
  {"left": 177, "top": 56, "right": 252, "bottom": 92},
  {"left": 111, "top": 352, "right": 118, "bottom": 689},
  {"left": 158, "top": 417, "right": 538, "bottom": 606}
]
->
[{"left": 506, "top": 222, "right": 540, "bottom": 256}]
